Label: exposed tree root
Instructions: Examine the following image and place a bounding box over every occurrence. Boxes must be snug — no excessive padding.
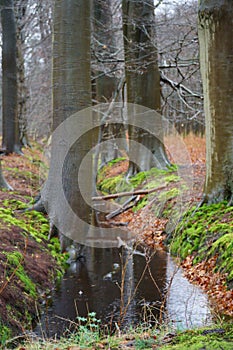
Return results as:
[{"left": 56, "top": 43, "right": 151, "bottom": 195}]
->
[
  {"left": 227, "top": 194, "right": 233, "bottom": 206},
  {"left": 0, "top": 161, "right": 13, "bottom": 190},
  {"left": 16, "top": 196, "right": 47, "bottom": 214}
]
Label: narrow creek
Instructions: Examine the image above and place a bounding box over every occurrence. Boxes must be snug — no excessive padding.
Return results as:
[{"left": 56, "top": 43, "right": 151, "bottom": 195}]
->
[{"left": 35, "top": 246, "right": 212, "bottom": 338}]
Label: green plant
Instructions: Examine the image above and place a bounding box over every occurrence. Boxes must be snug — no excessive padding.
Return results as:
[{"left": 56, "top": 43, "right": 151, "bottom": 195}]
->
[{"left": 72, "top": 312, "right": 101, "bottom": 346}]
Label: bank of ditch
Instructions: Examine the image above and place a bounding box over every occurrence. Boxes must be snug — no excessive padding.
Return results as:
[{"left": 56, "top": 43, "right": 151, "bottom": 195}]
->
[{"left": 0, "top": 136, "right": 233, "bottom": 349}]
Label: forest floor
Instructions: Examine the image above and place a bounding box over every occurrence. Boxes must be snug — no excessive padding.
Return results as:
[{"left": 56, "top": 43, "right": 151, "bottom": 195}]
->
[{"left": 0, "top": 134, "right": 233, "bottom": 349}]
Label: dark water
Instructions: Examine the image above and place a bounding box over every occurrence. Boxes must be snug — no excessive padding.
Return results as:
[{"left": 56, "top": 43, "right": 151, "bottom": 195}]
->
[{"left": 35, "top": 246, "right": 212, "bottom": 338}]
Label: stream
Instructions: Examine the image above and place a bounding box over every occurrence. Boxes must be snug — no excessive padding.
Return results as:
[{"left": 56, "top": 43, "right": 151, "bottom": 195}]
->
[{"left": 35, "top": 246, "right": 212, "bottom": 338}]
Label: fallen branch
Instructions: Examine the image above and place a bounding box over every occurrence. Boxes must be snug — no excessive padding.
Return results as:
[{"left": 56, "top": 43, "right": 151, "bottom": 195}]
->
[
  {"left": 106, "top": 202, "right": 135, "bottom": 220},
  {"left": 106, "top": 195, "right": 140, "bottom": 220},
  {"left": 92, "top": 185, "right": 166, "bottom": 201}
]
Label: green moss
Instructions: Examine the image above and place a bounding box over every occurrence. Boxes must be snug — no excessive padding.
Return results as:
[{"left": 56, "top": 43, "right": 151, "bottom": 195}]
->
[
  {"left": 158, "top": 188, "right": 180, "bottom": 201},
  {"left": 4, "top": 167, "right": 40, "bottom": 182},
  {"left": 97, "top": 163, "right": 180, "bottom": 196},
  {"left": 160, "top": 324, "right": 233, "bottom": 349},
  {"left": 0, "top": 320, "right": 11, "bottom": 347},
  {"left": 170, "top": 202, "right": 233, "bottom": 282},
  {"left": 107, "top": 157, "right": 126, "bottom": 165},
  {"left": 4, "top": 251, "right": 37, "bottom": 298},
  {"left": 130, "top": 171, "right": 147, "bottom": 187},
  {"left": 0, "top": 200, "right": 66, "bottom": 269},
  {"left": 132, "top": 195, "right": 149, "bottom": 212},
  {"left": 0, "top": 203, "right": 48, "bottom": 243},
  {"left": 164, "top": 174, "right": 180, "bottom": 183},
  {"left": 97, "top": 163, "right": 181, "bottom": 207},
  {"left": 97, "top": 158, "right": 127, "bottom": 184},
  {"left": 97, "top": 174, "right": 129, "bottom": 194},
  {"left": 144, "top": 179, "right": 163, "bottom": 189}
]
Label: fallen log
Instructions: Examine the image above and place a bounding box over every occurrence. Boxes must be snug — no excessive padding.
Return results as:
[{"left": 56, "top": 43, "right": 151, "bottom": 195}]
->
[{"left": 92, "top": 185, "right": 166, "bottom": 201}]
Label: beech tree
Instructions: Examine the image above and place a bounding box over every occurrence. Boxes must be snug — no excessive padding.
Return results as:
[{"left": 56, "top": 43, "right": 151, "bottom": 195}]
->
[
  {"left": 198, "top": 0, "right": 233, "bottom": 203},
  {"left": 93, "top": 0, "right": 126, "bottom": 167},
  {"left": 38, "top": 0, "right": 93, "bottom": 251},
  {"left": 1, "top": 0, "right": 21, "bottom": 154},
  {"left": 15, "top": 0, "right": 29, "bottom": 146},
  {"left": 122, "top": 0, "right": 170, "bottom": 175}
]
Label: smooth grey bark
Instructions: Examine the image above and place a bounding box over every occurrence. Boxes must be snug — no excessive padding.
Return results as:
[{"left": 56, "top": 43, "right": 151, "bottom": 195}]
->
[
  {"left": 198, "top": 0, "right": 233, "bottom": 203},
  {"left": 122, "top": 0, "right": 170, "bottom": 175},
  {"left": 1, "top": 0, "right": 21, "bottom": 154},
  {"left": 40, "top": 0, "right": 93, "bottom": 251},
  {"left": 15, "top": 0, "right": 29, "bottom": 147}
]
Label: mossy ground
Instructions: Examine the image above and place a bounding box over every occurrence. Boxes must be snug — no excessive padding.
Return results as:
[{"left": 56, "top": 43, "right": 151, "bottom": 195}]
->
[
  {"left": 0, "top": 145, "right": 67, "bottom": 344},
  {"left": 160, "top": 323, "right": 233, "bottom": 350},
  {"left": 97, "top": 161, "right": 181, "bottom": 213},
  {"left": 170, "top": 202, "right": 233, "bottom": 285}
]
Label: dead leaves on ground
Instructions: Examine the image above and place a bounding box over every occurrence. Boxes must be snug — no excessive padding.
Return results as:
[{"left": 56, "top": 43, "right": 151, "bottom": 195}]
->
[{"left": 181, "top": 256, "right": 233, "bottom": 316}]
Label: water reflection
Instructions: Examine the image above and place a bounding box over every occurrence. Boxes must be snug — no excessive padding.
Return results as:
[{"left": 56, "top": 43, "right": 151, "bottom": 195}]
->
[
  {"left": 35, "top": 247, "right": 211, "bottom": 338},
  {"left": 166, "top": 255, "right": 212, "bottom": 329}
]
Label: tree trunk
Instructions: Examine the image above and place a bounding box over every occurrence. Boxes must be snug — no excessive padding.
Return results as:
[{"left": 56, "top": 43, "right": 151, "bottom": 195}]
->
[
  {"left": 41, "top": 0, "right": 93, "bottom": 251},
  {"left": 198, "top": 0, "right": 233, "bottom": 203},
  {"left": 1, "top": 0, "right": 21, "bottom": 154},
  {"left": 15, "top": 0, "right": 30, "bottom": 147},
  {"left": 93, "top": 0, "right": 126, "bottom": 167},
  {"left": 122, "top": 0, "right": 170, "bottom": 175}
]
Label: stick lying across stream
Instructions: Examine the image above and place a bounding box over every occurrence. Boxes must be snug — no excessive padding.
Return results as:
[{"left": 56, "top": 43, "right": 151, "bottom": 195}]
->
[{"left": 92, "top": 185, "right": 166, "bottom": 201}]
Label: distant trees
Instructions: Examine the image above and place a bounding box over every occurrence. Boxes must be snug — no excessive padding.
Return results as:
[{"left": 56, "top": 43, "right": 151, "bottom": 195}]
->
[
  {"left": 157, "top": 0, "right": 204, "bottom": 133},
  {"left": 0, "top": 0, "right": 203, "bottom": 143},
  {"left": 198, "top": 0, "right": 233, "bottom": 204},
  {"left": 93, "top": 0, "right": 122, "bottom": 104},
  {"left": 4, "top": 0, "right": 53, "bottom": 140}
]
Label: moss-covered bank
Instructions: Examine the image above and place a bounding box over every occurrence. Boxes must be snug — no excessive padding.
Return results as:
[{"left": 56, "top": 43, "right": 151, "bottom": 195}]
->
[
  {"left": 0, "top": 147, "right": 68, "bottom": 346},
  {"left": 170, "top": 202, "right": 233, "bottom": 287}
]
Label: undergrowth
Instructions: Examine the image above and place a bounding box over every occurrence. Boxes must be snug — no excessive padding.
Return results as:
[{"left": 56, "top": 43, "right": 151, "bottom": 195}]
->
[{"left": 14, "top": 317, "right": 233, "bottom": 350}]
